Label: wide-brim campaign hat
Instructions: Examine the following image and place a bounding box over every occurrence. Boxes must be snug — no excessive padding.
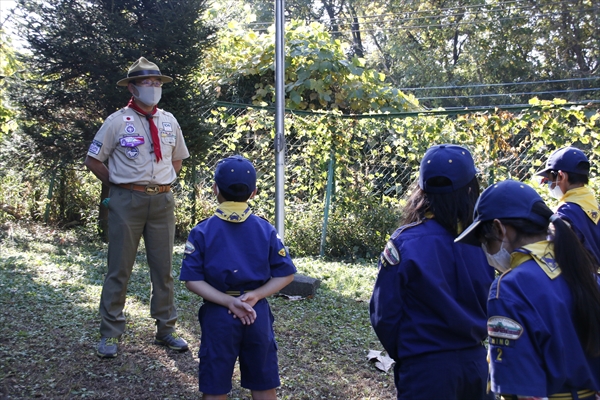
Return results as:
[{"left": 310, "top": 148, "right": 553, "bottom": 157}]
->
[
  {"left": 418, "top": 144, "right": 477, "bottom": 194},
  {"left": 215, "top": 155, "right": 257, "bottom": 197},
  {"left": 455, "top": 179, "right": 548, "bottom": 246},
  {"left": 535, "top": 146, "right": 589, "bottom": 178},
  {"left": 116, "top": 57, "right": 173, "bottom": 86}
]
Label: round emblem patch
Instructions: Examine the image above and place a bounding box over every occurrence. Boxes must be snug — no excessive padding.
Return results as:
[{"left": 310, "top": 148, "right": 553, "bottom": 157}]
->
[
  {"left": 125, "top": 123, "right": 136, "bottom": 134},
  {"left": 126, "top": 147, "right": 140, "bottom": 159}
]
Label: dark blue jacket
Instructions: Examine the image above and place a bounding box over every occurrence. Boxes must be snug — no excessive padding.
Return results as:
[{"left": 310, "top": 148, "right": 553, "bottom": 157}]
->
[{"left": 370, "top": 218, "right": 495, "bottom": 360}]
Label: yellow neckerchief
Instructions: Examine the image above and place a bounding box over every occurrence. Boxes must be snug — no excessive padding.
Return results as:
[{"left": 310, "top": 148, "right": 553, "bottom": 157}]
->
[
  {"left": 424, "top": 211, "right": 464, "bottom": 234},
  {"left": 214, "top": 201, "right": 252, "bottom": 223},
  {"left": 510, "top": 240, "right": 561, "bottom": 279},
  {"left": 558, "top": 186, "right": 600, "bottom": 224}
]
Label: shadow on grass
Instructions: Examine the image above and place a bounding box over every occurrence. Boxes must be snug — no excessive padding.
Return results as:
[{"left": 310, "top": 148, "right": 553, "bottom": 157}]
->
[
  {"left": 0, "top": 226, "right": 395, "bottom": 399},
  {"left": 0, "top": 234, "right": 199, "bottom": 399}
]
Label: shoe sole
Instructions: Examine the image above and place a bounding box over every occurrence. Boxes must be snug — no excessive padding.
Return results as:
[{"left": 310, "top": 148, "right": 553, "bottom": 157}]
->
[
  {"left": 96, "top": 351, "right": 118, "bottom": 358},
  {"left": 154, "top": 339, "right": 189, "bottom": 352}
]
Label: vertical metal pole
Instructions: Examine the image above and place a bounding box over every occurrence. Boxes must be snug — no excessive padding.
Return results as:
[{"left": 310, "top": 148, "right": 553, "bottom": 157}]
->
[
  {"left": 320, "top": 148, "right": 335, "bottom": 257},
  {"left": 274, "top": 0, "right": 286, "bottom": 239}
]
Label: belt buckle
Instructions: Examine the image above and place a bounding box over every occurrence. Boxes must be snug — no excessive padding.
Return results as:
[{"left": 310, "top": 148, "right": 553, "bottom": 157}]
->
[{"left": 145, "top": 184, "right": 160, "bottom": 195}]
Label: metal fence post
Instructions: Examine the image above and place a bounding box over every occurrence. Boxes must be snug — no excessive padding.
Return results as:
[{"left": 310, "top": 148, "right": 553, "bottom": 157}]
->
[{"left": 320, "top": 147, "right": 336, "bottom": 257}]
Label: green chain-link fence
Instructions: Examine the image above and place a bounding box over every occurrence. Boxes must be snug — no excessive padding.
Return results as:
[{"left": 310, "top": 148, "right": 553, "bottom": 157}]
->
[
  {"left": 179, "top": 101, "right": 599, "bottom": 259},
  {"left": 4, "top": 101, "right": 597, "bottom": 259}
]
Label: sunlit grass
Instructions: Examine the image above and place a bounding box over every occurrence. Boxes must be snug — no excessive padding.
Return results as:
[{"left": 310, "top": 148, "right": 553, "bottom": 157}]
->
[{"left": 0, "top": 224, "right": 394, "bottom": 399}]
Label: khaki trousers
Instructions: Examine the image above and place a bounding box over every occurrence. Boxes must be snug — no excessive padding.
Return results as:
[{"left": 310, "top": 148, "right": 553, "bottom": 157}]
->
[{"left": 99, "top": 185, "right": 177, "bottom": 338}]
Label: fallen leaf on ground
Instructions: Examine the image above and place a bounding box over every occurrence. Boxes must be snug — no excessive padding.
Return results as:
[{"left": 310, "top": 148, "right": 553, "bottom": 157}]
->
[{"left": 367, "top": 349, "right": 395, "bottom": 372}]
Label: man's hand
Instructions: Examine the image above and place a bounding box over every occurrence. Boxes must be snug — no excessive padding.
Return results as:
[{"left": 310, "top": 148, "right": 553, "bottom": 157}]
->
[{"left": 227, "top": 297, "right": 256, "bottom": 325}]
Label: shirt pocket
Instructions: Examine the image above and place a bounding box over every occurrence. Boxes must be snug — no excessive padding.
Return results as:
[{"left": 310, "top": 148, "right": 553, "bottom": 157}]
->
[{"left": 159, "top": 133, "right": 176, "bottom": 159}]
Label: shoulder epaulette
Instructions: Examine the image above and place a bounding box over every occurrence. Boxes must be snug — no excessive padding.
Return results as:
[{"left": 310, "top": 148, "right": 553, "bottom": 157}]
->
[
  {"left": 493, "top": 269, "right": 514, "bottom": 299},
  {"left": 196, "top": 216, "right": 210, "bottom": 226},
  {"left": 390, "top": 219, "right": 424, "bottom": 240},
  {"left": 158, "top": 108, "right": 175, "bottom": 118},
  {"left": 105, "top": 108, "right": 125, "bottom": 121},
  {"left": 256, "top": 214, "right": 271, "bottom": 223}
]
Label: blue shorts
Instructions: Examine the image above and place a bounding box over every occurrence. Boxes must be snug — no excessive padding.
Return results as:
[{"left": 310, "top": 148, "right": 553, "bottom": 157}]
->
[
  {"left": 197, "top": 298, "right": 280, "bottom": 395},
  {"left": 394, "top": 345, "right": 492, "bottom": 400}
]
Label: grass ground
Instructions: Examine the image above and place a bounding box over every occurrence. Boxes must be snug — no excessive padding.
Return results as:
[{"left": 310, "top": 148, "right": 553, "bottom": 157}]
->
[{"left": 0, "top": 223, "right": 395, "bottom": 399}]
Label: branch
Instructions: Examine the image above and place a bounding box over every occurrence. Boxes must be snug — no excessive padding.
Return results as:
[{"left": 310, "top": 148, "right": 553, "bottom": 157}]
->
[{"left": 0, "top": 204, "right": 23, "bottom": 220}]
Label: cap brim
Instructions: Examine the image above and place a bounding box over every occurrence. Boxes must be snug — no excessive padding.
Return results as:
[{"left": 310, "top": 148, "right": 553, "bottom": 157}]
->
[
  {"left": 534, "top": 166, "right": 552, "bottom": 177},
  {"left": 454, "top": 219, "right": 482, "bottom": 246},
  {"left": 116, "top": 75, "right": 173, "bottom": 86}
]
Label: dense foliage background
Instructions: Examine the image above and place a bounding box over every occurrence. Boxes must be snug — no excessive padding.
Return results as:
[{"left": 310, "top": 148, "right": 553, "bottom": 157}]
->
[{"left": 1, "top": 0, "right": 599, "bottom": 259}]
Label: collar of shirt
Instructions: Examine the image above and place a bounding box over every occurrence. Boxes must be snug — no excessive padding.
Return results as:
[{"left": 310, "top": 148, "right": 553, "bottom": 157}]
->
[
  {"left": 559, "top": 186, "right": 600, "bottom": 224},
  {"left": 511, "top": 240, "right": 560, "bottom": 279},
  {"left": 214, "top": 201, "right": 252, "bottom": 223}
]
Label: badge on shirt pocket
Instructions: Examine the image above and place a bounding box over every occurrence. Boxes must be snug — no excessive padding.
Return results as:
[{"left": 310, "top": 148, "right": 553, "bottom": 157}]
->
[{"left": 160, "top": 132, "right": 176, "bottom": 146}]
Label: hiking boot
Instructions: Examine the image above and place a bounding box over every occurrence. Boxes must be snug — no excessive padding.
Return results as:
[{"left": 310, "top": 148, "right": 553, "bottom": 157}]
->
[
  {"left": 97, "top": 337, "right": 119, "bottom": 358},
  {"left": 154, "top": 332, "right": 189, "bottom": 352}
]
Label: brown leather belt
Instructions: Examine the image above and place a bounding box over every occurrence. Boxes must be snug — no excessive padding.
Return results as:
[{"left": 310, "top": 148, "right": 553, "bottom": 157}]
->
[{"left": 117, "top": 183, "right": 171, "bottom": 194}]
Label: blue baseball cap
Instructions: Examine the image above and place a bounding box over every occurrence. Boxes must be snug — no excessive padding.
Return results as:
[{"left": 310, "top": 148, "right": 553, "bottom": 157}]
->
[
  {"left": 455, "top": 180, "right": 549, "bottom": 246},
  {"left": 535, "top": 146, "right": 589, "bottom": 178},
  {"left": 418, "top": 144, "right": 477, "bottom": 194},
  {"left": 214, "top": 155, "right": 256, "bottom": 197}
]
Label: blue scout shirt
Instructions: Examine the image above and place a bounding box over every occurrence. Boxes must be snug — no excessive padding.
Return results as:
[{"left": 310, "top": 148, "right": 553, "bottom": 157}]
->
[
  {"left": 370, "top": 217, "right": 495, "bottom": 361},
  {"left": 487, "top": 241, "right": 600, "bottom": 397},
  {"left": 556, "top": 187, "right": 600, "bottom": 264},
  {"left": 180, "top": 202, "right": 296, "bottom": 292}
]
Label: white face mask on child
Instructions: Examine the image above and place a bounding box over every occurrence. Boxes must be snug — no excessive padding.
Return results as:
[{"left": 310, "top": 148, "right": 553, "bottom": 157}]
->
[
  {"left": 482, "top": 242, "right": 512, "bottom": 273},
  {"left": 547, "top": 180, "right": 564, "bottom": 200}
]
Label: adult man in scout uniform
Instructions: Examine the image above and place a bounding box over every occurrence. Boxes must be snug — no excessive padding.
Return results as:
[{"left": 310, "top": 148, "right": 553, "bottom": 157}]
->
[{"left": 85, "top": 56, "right": 190, "bottom": 358}]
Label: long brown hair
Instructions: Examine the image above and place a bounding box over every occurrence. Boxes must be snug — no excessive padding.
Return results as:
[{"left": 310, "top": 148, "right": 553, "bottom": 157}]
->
[{"left": 401, "top": 176, "right": 480, "bottom": 237}]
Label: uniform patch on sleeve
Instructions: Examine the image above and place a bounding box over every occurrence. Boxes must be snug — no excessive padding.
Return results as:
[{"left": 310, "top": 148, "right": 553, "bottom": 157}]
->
[
  {"left": 88, "top": 140, "right": 102, "bottom": 155},
  {"left": 184, "top": 240, "right": 196, "bottom": 254},
  {"left": 381, "top": 240, "right": 400, "bottom": 266},
  {"left": 487, "top": 316, "right": 523, "bottom": 340},
  {"left": 278, "top": 248, "right": 287, "bottom": 257}
]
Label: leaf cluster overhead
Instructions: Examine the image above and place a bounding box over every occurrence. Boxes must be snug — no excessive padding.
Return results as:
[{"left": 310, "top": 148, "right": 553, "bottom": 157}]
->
[{"left": 203, "top": 20, "right": 420, "bottom": 114}]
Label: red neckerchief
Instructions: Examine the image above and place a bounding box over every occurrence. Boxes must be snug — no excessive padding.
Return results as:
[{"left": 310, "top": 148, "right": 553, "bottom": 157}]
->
[{"left": 127, "top": 97, "right": 162, "bottom": 162}]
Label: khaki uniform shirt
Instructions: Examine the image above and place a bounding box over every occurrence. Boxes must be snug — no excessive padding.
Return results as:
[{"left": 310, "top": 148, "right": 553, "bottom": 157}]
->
[{"left": 87, "top": 107, "right": 190, "bottom": 185}]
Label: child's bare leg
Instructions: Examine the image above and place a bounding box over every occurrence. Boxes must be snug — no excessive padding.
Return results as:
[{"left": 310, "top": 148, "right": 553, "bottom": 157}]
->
[
  {"left": 202, "top": 394, "right": 227, "bottom": 400},
  {"left": 251, "top": 388, "right": 277, "bottom": 400}
]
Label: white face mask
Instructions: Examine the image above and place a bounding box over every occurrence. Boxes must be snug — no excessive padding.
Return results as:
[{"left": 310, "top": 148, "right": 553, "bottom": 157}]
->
[
  {"left": 482, "top": 241, "right": 512, "bottom": 273},
  {"left": 133, "top": 85, "right": 162, "bottom": 106},
  {"left": 547, "top": 180, "right": 564, "bottom": 200}
]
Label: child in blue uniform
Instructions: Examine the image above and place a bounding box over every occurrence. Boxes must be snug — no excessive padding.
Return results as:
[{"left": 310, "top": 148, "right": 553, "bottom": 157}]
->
[
  {"left": 455, "top": 179, "right": 600, "bottom": 399},
  {"left": 535, "top": 146, "right": 600, "bottom": 265},
  {"left": 370, "top": 144, "right": 495, "bottom": 400},
  {"left": 180, "top": 155, "right": 296, "bottom": 400}
]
